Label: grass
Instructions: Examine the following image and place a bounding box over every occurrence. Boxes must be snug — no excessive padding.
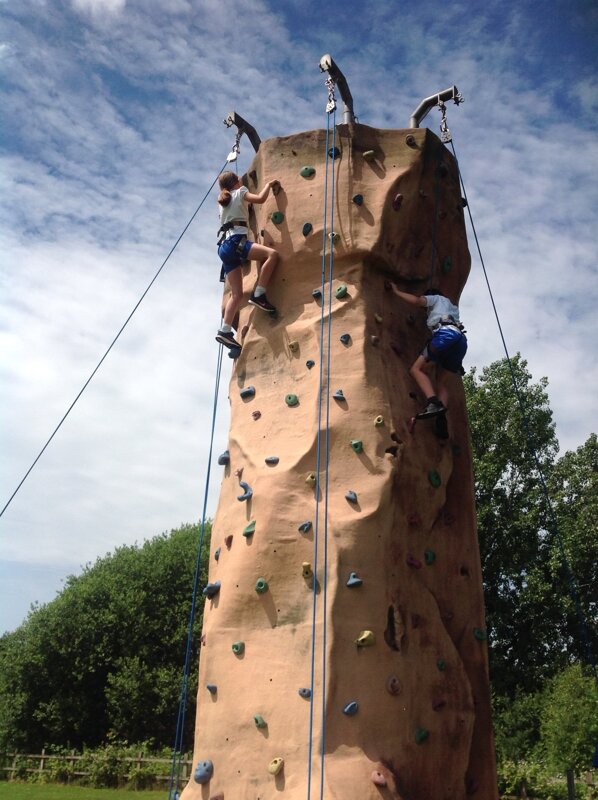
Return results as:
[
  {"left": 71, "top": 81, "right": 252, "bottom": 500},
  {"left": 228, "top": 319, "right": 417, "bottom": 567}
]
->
[{"left": 0, "top": 784, "right": 169, "bottom": 799}]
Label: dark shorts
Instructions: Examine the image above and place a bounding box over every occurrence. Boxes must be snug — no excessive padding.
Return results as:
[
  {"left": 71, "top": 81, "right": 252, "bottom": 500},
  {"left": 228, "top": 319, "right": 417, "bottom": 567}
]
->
[
  {"left": 423, "top": 326, "right": 468, "bottom": 373},
  {"left": 218, "top": 235, "right": 252, "bottom": 273}
]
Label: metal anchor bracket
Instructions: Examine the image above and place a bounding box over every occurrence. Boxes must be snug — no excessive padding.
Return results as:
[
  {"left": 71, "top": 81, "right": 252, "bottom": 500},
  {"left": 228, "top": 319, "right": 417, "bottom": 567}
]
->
[
  {"left": 222, "top": 110, "right": 262, "bottom": 158},
  {"left": 319, "top": 54, "right": 356, "bottom": 124}
]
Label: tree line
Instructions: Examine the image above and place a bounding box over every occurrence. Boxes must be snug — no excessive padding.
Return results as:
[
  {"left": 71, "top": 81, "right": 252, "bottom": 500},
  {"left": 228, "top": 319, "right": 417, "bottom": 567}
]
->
[{"left": 0, "top": 356, "right": 596, "bottom": 774}]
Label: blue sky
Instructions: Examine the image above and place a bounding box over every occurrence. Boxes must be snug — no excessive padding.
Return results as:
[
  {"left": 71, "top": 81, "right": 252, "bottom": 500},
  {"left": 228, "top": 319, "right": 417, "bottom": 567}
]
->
[{"left": 1, "top": 0, "right": 597, "bottom": 633}]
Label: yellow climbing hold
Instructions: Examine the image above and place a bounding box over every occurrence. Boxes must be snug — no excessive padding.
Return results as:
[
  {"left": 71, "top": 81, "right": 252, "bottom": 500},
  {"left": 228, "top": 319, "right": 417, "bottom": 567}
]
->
[
  {"left": 268, "top": 757, "right": 284, "bottom": 776},
  {"left": 355, "top": 630, "right": 376, "bottom": 647},
  {"left": 305, "top": 472, "right": 317, "bottom": 487},
  {"left": 288, "top": 340, "right": 299, "bottom": 352},
  {"left": 302, "top": 562, "right": 313, "bottom": 579},
  {"left": 374, "top": 313, "right": 383, "bottom": 323},
  {"left": 363, "top": 149, "right": 376, "bottom": 162},
  {"left": 374, "top": 415, "right": 384, "bottom": 426}
]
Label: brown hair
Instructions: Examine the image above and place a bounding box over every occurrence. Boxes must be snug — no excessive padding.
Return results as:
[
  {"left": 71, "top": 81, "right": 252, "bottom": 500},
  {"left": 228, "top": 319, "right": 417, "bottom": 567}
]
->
[{"left": 217, "top": 171, "right": 240, "bottom": 206}]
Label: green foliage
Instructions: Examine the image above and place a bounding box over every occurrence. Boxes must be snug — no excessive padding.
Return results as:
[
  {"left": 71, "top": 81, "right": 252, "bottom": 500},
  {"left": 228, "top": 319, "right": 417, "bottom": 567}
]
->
[
  {"left": 497, "top": 759, "right": 593, "bottom": 799},
  {"left": 0, "top": 523, "right": 210, "bottom": 752},
  {"left": 493, "top": 689, "right": 544, "bottom": 761}
]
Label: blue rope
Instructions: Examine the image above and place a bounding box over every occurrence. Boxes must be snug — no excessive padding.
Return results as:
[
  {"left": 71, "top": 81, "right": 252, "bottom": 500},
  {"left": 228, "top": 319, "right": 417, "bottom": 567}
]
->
[
  {"left": 167, "top": 342, "right": 225, "bottom": 798},
  {"left": 450, "top": 140, "right": 597, "bottom": 683}
]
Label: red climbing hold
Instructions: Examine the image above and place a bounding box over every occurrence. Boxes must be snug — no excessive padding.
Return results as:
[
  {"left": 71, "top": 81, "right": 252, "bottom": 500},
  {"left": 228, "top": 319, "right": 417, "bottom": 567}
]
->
[
  {"left": 432, "top": 697, "right": 447, "bottom": 711},
  {"left": 225, "top": 535, "right": 233, "bottom": 549},
  {"left": 408, "top": 416, "right": 417, "bottom": 434},
  {"left": 406, "top": 554, "right": 422, "bottom": 569},
  {"left": 407, "top": 512, "right": 421, "bottom": 526}
]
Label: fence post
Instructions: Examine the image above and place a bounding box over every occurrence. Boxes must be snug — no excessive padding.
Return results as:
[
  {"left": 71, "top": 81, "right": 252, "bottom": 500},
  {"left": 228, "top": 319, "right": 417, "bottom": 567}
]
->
[
  {"left": 566, "top": 769, "right": 576, "bottom": 800},
  {"left": 10, "top": 752, "right": 18, "bottom": 780},
  {"left": 39, "top": 747, "right": 46, "bottom": 776}
]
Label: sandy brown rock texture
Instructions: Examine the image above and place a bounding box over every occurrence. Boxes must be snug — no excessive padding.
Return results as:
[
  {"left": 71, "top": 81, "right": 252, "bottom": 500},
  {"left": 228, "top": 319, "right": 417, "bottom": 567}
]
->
[{"left": 180, "top": 124, "right": 498, "bottom": 800}]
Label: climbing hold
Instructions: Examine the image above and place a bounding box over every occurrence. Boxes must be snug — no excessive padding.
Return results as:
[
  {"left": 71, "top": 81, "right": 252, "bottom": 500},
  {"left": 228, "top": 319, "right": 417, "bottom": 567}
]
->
[
  {"left": 302, "top": 562, "right": 313, "bottom": 579},
  {"left": 268, "top": 757, "right": 284, "bottom": 776},
  {"left": 352, "top": 193, "right": 363, "bottom": 205},
  {"left": 330, "top": 231, "right": 340, "bottom": 244},
  {"left": 473, "top": 628, "right": 487, "bottom": 641},
  {"left": 271, "top": 180, "right": 281, "bottom": 196},
  {"left": 328, "top": 146, "right": 341, "bottom": 159},
  {"left": 386, "top": 675, "right": 401, "bottom": 695},
  {"left": 217, "top": 450, "right": 230, "bottom": 466},
  {"left": 340, "top": 333, "right": 351, "bottom": 345},
  {"left": 355, "top": 630, "right": 376, "bottom": 647},
  {"left": 346, "top": 572, "right": 363, "bottom": 588},
  {"left": 300, "top": 166, "right": 315, "bottom": 178},
  {"left": 252, "top": 410, "right": 261, "bottom": 420},
  {"left": 306, "top": 359, "right": 315, "bottom": 369},
  {"left": 345, "top": 490, "right": 358, "bottom": 503},
  {"left": 443, "top": 511, "right": 455, "bottom": 525},
  {"left": 405, "top": 134, "right": 417, "bottom": 148},
  {"left": 407, "top": 512, "right": 421, "bottom": 526},
  {"left": 298, "top": 520, "right": 312, "bottom": 534},
  {"left": 305, "top": 473, "right": 317, "bottom": 487},
  {"left": 437, "top": 659, "right": 446, "bottom": 671},
  {"left": 312, "top": 288, "right": 322, "bottom": 298},
  {"left": 285, "top": 394, "right": 299, "bottom": 406},
  {"left": 203, "top": 581, "right": 221, "bottom": 599},
  {"left": 462, "top": 197, "right": 468, "bottom": 208},
  {"left": 424, "top": 549, "right": 436, "bottom": 565},
  {"left": 432, "top": 697, "right": 447, "bottom": 711},
  {"left": 302, "top": 222, "right": 313, "bottom": 236},
  {"left": 370, "top": 335, "right": 380, "bottom": 345},
  {"left": 333, "top": 389, "right": 345, "bottom": 401},
  {"left": 392, "top": 193, "right": 403, "bottom": 211},
  {"left": 335, "top": 284, "right": 348, "bottom": 299},
  {"left": 428, "top": 469, "right": 441, "bottom": 488},
  {"left": 288, "top": 340, "right": 299, "bottom": 352},
  {"left": 437, "top": 162, "right": 448, "bottom": 177},
  {"left": 372, "top": 771, "right": 387, "bottom": 787},
  {"left": 374, "top": 313, "right": 383, "bottom": 323},
  {"left": 350, "top": 439, "right": 363, "bottom": 453},
  {"left": 240, "top": 386, "right": 255, "bottom": 399},
  {"left": 411, "top": 613, "right": 422, "bottom": 629},
  {"left": 214, "top": 547, "right": 221, "bottom": 561},
  {"left": 374, "top": 415, "right": 384, "bottom": 426},
  {"left": 232, "top": 641, "right": 245, "bottom": 655},
  {"left": 466, "top": 778, "right": 480, "bottom": 795},
  {"left": 441, "top": 256, "right": 452, "bottom": 274},
  {"left": 227, "top": 346, "right": 241, "bottom": 360},
  {"left": 270, "top": 211, "right": 284, "bottom": 224},
  {"left": 255, "top": 577, "right": 269, "bottom": 594},
  {"left": 224, "top": 535, "right": 233, "bottom": 548},
  {"left": 343, "top": 701, "right": 359, "bottom": 715},
  {"left": 206, "top": 684, "right": 217, "bottom": 694},
  {"left": 193, "top": 760, "right": 213, "bottom": 784},
  {"left": 362, "top": 149, "right": 376, "bottom": 161},
  {"left": 406, "top": 313, "right": 415, "bottom": 325},
  {"left": 415, "top": 727, "right": 429, "bottom": 744},
  {"left": 242, "top": 520, "right": 256, "bottom": 537},
  {"left": 265, "top": 456, "right": 279, "bottom": 465},
  {"left": 253, "top": 714, "right": 267, "bottom": 729},
  {"left": 408, "top": 417, "right": 417, "bottom": 434},
  {"left": 406, "top": 554, "right": 422, "bottom": 569},
  {"left": 237, "top": 481, "right": 253, "bottom": 502},
  {"left": 298, "top": 687, "right": 311, "bottom": 699}
]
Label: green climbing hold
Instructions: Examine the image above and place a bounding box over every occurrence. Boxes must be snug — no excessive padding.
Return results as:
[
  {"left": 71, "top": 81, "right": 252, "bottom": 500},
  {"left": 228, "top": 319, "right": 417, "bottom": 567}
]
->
[
  {"left": 473, "top": 627, "right": 487, "bottom": 641},
  {"left": 243, "top": 520, "right": 256, "bottom": 537},
  {"left": 335, "top": 284, "right": 348, "bottom": 299},
  {"left": 285, "top": 393, "right": 299, "bottom": 407},
  {"left": 442, "top": 256, "right": 452, "bottom": 274},
  {"left": 254, "top": 714, "right": 267, "bottom": 728},
  {"left": 428, "top": 469, "right": 441, "bottom": 488},
  {"left": 271, "top": 211, "right": 284, "bottom": 224},
  {"left": 255, "top": 577, "right": 269, "bottom": 594},
  {"left": 437, "top": 659, "right": 446, "bottom": 671},
  {"left": 415, "top": 726, "right": 429, "bottom": 744},
  {"left": 300, "top": 166, "right": 316, "bottom": 178},
  {"left": 350, "top": 439, "right": 363, "bottom": 454},
  {"left": 232, "top": 641, "right": 245, "bottom": 655},
  {"left": 424, "top": 549, "right": 436, "bottom": 565},
  {"left": 302, "top": 222, "right": 313, "bottom": 236},
  {"left": 363, "top": 149, "right": 376, "bottom": 162}
]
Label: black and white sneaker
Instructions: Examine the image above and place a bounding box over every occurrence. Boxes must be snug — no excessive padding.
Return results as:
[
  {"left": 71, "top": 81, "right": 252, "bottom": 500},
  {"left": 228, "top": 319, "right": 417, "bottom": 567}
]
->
[
  {"left": 248, "top": 292, "right": 277, "bottom": 313},
  {"left": 416, "top": 401, "right": 447, "bottom": 420},
  {"left": 215, "top": 330, "right": 241, "bottom": 349}
]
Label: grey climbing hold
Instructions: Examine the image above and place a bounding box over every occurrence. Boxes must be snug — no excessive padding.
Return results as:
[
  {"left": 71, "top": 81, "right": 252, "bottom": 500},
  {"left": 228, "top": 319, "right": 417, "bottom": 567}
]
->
[
  {"left": 405, "top": 134, "right": 417, "bottom": 148},
  {"left": 298, "top": 687, "right": 311, "bottom": 698},
  {"left": 265, "top": 456, "right": 279, "bottom": 465},
  {"left": 343, "top": 701, "right": 359, "bottom": 715},
  {"left": 240, "top": 386, "right": 256, "bottom": 399},
  {"left": 203, "top": 581, "right": 221, "bottom": 599},
  {"left": 237, "top": 481, "right": 253, "bottom": 502},
  {"left": 298, "top": 520, "right": 312, "bottom": 534},
  {"left": 345, "top": 490, "right": 358, "bottom": 503},
  {"left": 254, "top": 714, "right": 267, "bottom": 728},
  {"left": 193, "top": 760, "right": 213, "bottom": 784},
  {"left": 328, "top": 146, "right": 341, "bottom": 159},
  {"left": 271, "top": 211, "right": 284, "bottom": 224},
  {"left": 302, "top": 222, "right": 313, "bottom": 236},
  {"left": 232, "top": 641, "right": 245, "bottom": 655},
  {"left": 346, "top": 572, "right": 363, "bottom": 588},
  {"left": 255, "top": 577, "right": 269, "bottom": 594},
  {"left": 243, "top": 520, "right": 256, "bottom": 537},
  {"left": 300, "top": 166, "right": 315, "bottom": 178},
  {"left": 285, "top": 393, "right": 299, "bottom": 406},
  {"left": 335, "top": 284, "right": 348, "bottom": 299},
  {"left": 206, "top": 683, "right": 217, "bottom": 694},
  {"left": 312, "top": 288, "right": 322, "bottom": 298},
  {"left": 352, "top": 193, "right": 363, "bottom": 206},
  {"left": 340, "top": 333, "right": 351, "bottom": 344},
  {"left": 333, "top": 389, "right": 345, "bottom": 400},
  {"left": 350, "top": 439, "right": 363, "bottom": 453},
  {"left": 217, "top": 450, "right": 230, "bottom": 466},
  {"left": 214, "top": 547, "right": 221, "bottom": 561}
]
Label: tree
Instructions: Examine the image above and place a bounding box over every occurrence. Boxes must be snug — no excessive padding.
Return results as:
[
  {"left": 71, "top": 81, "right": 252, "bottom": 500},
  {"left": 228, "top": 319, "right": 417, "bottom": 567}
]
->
[{"left": 0, "top": 522, "right": 210, "bottom": 751}]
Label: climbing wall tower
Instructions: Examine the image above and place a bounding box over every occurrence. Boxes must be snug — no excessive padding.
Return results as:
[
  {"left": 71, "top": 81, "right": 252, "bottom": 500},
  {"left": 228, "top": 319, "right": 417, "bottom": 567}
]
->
[{"left": 181, "top": 124, "right": 498, "bottom": 800}]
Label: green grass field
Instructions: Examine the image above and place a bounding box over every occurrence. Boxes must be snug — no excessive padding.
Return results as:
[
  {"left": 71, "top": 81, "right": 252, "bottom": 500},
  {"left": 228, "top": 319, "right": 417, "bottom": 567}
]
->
[{"left": 0, "top": 784, "right": 169, "bottom": 799}]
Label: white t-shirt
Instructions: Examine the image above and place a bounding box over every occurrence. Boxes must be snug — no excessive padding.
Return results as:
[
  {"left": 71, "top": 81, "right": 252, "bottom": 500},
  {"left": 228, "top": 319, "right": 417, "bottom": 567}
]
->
[
  {"left": 424, "top": 294, "right": 461, "bottom": 331},
  {"left": 219, "top": 186, "right": 249, "bottom": 236}
]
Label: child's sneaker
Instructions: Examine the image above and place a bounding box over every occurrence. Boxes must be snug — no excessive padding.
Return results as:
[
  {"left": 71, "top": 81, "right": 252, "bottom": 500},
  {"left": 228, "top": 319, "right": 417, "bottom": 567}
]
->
[
  {"left": 216, "top": 330, "right": 241, "bottom": 349},
  {"left": 248, "top": 292, "right": 276, "bottom": 313},
  {"left": 416, "top": 400, "right": 447, "bottom": 419}
]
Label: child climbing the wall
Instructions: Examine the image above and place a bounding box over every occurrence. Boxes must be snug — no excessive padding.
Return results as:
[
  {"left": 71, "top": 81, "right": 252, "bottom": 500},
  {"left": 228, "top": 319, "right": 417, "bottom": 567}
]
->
[
  {"left": 389, "top": 283, "right": 467, "bottom": 431},
  {"left": 215, "top": 171, "right": 280, "bottom": 350}
]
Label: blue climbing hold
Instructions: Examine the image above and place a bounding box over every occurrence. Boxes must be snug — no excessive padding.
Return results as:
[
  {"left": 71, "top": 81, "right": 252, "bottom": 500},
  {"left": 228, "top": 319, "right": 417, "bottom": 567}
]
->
[
  {"left": 352, "top": 193, "right": 363, "bottom": 206},
  {"left": 328, "top": 146, "right": 341, "bottom": 159},
  {"left": 312, "top": 288, "right": 322, "bottom": 298},
  {"left": 333, "top": 389, "right": 345, "bottom": 400},
  {"left": 203, "top": 581, "right": 221, "bottom": 599},
  {"left": 298, "top": 687, "right": 311, "bottom": 699},
  {"left": 217, "top": 450, "right": 230, "bottom": 466},
  {"left": 303, "top": 222, "right": 313, "bottom": 236},
  {"left": 240, "top": 386, "right": 256, "bottom": 399},
  {"left": 214, "top": 547, "right": 221, "bottom": 561},
  {"left": 265, "top": 456, "right": 279, "bottom": 465},
  {"left": 193, "top": 760, "right": 213, "bottom": 784},
  {"left": 237, "top": 481, "right": 253, "bottom": 502},
  {"left": 350, "top": 439, "right": 363, "bottom": 453},
  {"left": 345, "top": 490, "right": 358, "bottom": 503},
  {"left": 206, "top": 683, "right": 217, "bottom": 694},
  {"left": 340, "top": 333, "right": 351, "bottom": 345},
  {"left": 346, "top": 572, "right": 363, "bottom": 587},
  {"left": 343, "top": 701, "right": 359, "bottom": 716},
  {"left": 298, "top": 520, "right": 312, "bottom": 534},
  {"left": 306, "top": 359, "right": 315, "bottom": 369}
]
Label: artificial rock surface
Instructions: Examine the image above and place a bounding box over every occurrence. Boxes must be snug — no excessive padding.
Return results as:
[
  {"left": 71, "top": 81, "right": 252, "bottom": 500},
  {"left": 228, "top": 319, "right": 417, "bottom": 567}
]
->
[{"left": 180, "top": 124, "right": 498, "bottom": 800}]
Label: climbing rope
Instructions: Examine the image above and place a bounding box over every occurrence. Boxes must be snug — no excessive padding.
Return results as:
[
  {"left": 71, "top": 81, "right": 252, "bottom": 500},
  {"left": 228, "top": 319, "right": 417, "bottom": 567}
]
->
[
  {"left": 0, "top": 160, "right": 230, "bottom": 520},
  {"left": 449, "top": 138, "right": 597, "bottom": 683}
]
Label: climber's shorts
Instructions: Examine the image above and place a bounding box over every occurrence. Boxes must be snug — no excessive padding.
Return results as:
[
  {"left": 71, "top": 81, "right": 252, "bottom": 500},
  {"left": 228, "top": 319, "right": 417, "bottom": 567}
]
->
[
  {"left": 423, "top": 326, "right": 468, "bottom": 373},
  {"left": 218, "top": 235, "right": 252, "bottom": 273}
]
